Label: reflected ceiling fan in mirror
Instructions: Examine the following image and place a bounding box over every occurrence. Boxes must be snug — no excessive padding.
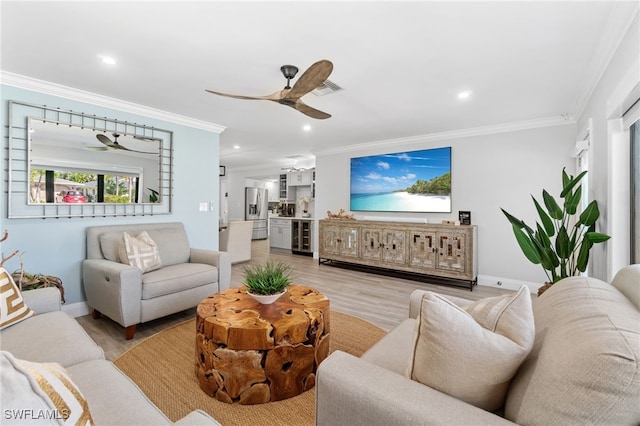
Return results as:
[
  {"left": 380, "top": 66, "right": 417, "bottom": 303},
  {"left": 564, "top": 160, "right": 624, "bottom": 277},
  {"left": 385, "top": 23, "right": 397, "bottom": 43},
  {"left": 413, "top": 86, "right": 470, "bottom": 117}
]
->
[
  {"left": 206, "top": 59, "right": 333, "bottom": 119},
  {"left": 88, "top": 133, "right": 156, "bottom": 154}
]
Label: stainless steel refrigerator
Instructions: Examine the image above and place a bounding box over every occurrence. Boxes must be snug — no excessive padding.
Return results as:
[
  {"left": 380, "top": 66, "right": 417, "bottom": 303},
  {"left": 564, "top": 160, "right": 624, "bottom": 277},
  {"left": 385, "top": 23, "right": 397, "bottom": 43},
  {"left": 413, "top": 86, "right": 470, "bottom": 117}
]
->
[{"left": 245, "top": 187, "right": 268, "bottom": 240}]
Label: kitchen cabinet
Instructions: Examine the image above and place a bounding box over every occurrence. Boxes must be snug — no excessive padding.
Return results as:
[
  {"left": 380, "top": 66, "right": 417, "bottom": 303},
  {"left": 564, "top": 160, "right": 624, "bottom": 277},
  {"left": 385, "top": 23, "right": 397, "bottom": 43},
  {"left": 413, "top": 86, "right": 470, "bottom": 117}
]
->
[
  {"left": 319, "top": 219, "right": 477, "bottom": 289},
  {"left": 279, "top": 174, "right": 289, "bottom": 200},
  {"left": 292, "top": 219, "right": 313, "bottom": 255},
  {"left": 288, "top": 170, "right": 312, "bottom": 186},
  {"left": 270, "top": 218, "right": 292, "bottom": 250}
]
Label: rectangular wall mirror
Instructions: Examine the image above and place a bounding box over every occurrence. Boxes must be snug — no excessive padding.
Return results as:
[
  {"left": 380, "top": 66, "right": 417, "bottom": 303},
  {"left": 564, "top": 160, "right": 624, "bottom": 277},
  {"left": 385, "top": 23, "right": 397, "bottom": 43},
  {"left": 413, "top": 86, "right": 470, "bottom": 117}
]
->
[{"left": 8, "top": 101, "right": 173, "bottom": 219}]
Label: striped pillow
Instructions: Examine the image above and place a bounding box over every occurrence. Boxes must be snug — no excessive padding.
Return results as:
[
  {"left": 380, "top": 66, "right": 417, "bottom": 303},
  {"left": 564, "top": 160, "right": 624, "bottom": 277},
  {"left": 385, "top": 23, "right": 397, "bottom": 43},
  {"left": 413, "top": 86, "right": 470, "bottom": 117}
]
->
[
  {"left": 0, "top": 267, "right": 35, "bottom": 330},
  {"left": 1, "top": 351, "right": 94, "bottom": 425},
  {"left": 118, "top": 231, "right": 162, "bottom": 273}
]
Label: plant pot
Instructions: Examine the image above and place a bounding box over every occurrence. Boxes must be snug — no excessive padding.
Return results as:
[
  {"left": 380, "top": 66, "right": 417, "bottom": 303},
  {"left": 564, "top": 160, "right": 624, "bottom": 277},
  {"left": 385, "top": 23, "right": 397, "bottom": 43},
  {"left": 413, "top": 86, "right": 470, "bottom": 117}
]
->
[
  {"left": 537, "top": 282, "right": 553, "bottom": 297},
  {"left": 247, "top": 289, "right": 286, "bottom": 305}
]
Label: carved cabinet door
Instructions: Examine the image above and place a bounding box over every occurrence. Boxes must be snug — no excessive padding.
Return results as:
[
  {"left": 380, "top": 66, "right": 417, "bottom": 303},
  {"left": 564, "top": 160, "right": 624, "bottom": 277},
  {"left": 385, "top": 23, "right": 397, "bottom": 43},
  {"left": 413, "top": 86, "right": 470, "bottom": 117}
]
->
[
  {"left": 436, "top": 231, "right": 467, "bottom": 273},
  {"left": 381, "top": 229, "right": 407, "bottom": 264},
  {"left": 409, "top": 230, "right": 437, "bottom": 269},
  {"left": 320, "top": 225, "right": 340, "bottom": 256},
  {"left": 361, "top": 228, "right": 382, "bottom": 261},
  {"left": 339, "top": 227, "right": 359, "bottom": 258}
]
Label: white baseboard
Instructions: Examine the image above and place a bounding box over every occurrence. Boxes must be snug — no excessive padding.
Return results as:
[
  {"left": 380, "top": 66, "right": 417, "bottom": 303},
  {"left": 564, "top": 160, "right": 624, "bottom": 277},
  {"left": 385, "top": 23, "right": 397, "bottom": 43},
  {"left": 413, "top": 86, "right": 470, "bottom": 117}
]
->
[
  {"left": 62, "top": 301, "right": 91, "bottom": 318},
  {"left": 477, "top": 274, "right": 540, "bottom": 294}
]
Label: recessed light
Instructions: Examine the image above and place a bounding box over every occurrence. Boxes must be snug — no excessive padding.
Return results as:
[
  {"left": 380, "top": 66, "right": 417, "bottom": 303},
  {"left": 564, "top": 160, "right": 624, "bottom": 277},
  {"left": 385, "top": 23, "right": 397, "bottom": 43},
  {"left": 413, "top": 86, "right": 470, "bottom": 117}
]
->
[
  {"left": 458, "top": 91, "right": 472, "bottom": 99},
  {"left": 98, "top": 55, "right": 117, "bottom": 65},
  {"left": 233, "top": 145, "right": 240, "bottom": 150},
  {"left": 303, "top": 124, "right": 311, "bottom": 132}
]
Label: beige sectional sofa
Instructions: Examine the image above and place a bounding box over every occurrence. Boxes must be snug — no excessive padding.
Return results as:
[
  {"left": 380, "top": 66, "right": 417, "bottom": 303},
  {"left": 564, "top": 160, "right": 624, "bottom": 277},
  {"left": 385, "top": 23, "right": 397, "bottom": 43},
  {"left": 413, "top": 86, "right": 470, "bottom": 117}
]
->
[
  {"left": 83, "top": 222, "right": 231, "bottom": 339},
  {"left": 317, "top": 265, "right": 640, "bottom": 425},
  {"left": 1, "top": 287, "right": 220, "bottom": 425}
]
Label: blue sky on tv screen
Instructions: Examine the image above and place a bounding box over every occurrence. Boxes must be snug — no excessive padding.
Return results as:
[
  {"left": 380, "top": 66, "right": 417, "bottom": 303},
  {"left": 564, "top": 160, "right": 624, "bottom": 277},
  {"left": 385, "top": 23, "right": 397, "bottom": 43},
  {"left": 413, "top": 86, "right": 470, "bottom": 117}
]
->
[{"left": 350, "top": 147, "right": 451, "bottom": 195}]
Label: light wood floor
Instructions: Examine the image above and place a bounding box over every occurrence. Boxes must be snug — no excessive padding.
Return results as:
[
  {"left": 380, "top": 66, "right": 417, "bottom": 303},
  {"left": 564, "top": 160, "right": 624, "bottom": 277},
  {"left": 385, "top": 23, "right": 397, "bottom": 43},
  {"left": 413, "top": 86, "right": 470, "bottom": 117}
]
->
[{"left": 77, "top": 239, "right": 511, "bottom": 361}]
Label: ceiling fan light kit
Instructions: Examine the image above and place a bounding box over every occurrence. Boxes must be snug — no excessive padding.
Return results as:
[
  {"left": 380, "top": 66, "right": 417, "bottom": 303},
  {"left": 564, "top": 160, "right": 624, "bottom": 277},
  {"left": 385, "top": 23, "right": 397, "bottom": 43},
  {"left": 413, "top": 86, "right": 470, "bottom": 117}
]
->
[{"left": 206, "top": 59, "right": 334, "bottom": 119}]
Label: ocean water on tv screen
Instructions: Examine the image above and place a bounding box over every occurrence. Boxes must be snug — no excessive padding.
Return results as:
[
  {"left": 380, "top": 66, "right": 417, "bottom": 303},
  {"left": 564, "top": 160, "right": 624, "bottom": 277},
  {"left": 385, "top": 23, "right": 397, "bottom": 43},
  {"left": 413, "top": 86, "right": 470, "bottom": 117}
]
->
[{"left": 350, "top": 191, "right": 451, "bottom": 213}]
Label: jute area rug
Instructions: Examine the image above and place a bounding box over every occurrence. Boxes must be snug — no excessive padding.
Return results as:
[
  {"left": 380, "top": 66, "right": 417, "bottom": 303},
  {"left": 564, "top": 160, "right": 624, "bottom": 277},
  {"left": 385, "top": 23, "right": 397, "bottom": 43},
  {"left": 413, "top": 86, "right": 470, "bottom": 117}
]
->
[{"left": 114, "top": 311, "right": 387, "bottom": 426}]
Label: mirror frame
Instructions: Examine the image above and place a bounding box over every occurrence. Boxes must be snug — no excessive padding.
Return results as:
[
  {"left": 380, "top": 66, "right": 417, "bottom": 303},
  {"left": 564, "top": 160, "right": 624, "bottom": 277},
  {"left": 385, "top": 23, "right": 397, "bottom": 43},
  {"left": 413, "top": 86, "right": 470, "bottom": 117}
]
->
[{"left": 8, "top": 100, "right": 173, "bottom": 219}]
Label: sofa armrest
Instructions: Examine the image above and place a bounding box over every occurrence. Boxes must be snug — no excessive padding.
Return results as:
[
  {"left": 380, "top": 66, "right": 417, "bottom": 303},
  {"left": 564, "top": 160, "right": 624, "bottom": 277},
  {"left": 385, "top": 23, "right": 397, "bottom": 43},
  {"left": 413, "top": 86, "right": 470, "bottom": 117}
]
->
[
  {"left": 408, "top": 289, "right": 474, "bottom": 318},
  {"left": 82, "top": 259, "right": 142, "bottom": 327},
  {"left": 317, "top": 351, "right": 516, "bottom": 426},
  {"left": 20, "top": 287, "right": 61, "bottom": 314},
  {"left": 173, "top": 410, "right": 221, "bottom": 426},
  {"left": 190, "top": 249, "right": 231, "bottom": 291}
]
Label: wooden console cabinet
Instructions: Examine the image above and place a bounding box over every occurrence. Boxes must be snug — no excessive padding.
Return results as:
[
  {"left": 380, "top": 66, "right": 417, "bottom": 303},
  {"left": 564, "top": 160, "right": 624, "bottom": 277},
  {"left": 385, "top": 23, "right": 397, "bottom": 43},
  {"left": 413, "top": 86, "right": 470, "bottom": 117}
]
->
[{"left": 319, "top": 219, "right": 478, "bottom": 289}]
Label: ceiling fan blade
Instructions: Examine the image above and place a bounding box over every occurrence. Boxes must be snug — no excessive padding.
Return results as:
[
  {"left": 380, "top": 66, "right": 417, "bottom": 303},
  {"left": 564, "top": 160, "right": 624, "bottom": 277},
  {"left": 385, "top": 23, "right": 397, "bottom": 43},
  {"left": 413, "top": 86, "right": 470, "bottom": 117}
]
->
[
  {"left": 285, "top": 60, "right": 333, "bottom": 100},
  {"left": 205, "top": 89, "right": 283, "bottom": 101},
  {"left": 96, "top": 133, "right": 155, "bottom": 154},
  {"left": 291, "top": 99, "right": 332, "bottom": 120},
  {"left": 96, "top": 133, "right": 114, "bottom": 145},
  {"left": 85, "top": 146, "right": 110, "bottom": 151}
]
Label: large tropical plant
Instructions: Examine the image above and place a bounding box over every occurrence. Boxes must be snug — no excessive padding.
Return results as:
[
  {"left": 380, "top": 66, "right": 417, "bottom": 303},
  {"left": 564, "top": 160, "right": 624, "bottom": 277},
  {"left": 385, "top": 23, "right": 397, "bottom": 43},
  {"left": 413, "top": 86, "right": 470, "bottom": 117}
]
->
[{"left": 501, "top": 168, "right": 610, "bottom": 285}]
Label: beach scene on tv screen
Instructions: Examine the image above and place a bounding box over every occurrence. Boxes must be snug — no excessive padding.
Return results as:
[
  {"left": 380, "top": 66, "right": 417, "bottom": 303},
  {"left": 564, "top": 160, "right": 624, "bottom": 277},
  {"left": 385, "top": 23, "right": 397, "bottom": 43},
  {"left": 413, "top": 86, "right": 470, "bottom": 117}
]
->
[{"left": 350, "top": 147, "right": 451, "bottom": 212}]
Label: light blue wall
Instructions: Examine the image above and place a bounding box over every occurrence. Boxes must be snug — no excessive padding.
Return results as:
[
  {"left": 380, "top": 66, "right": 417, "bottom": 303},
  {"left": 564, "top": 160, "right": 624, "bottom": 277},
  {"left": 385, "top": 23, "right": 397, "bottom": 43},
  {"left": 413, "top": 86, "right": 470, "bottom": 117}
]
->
[{"left": 1, "top": 85, "right": 221, "bottom": 305}]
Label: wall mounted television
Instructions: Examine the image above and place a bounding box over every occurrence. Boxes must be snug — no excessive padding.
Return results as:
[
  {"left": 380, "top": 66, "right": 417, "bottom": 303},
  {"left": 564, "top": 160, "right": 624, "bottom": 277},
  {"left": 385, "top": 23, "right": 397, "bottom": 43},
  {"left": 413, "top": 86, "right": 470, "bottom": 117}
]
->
[{"left": 350, "top": 146, "right": 451, "bottom": 213}]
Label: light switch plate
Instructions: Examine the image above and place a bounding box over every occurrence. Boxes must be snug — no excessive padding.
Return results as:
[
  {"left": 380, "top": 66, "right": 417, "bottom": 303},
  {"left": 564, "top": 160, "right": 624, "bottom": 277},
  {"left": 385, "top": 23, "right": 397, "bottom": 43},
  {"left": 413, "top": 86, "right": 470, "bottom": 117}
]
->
[{"left": 199, "top": 202, "right": 208, "bottom": 212}]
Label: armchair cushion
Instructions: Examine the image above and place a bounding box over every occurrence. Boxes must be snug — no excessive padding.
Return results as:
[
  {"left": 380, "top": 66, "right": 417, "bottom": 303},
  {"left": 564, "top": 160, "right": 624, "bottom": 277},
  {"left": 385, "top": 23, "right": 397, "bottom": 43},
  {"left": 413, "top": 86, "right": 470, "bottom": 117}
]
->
[
  {"left": 119, "top": 231, "right": 162, "bottom": 273},
  {"left": 98, "top": 226, "right": 190, "bottom": 267},
  {"left": 407, "top": 286, "right": 534, "bottom": 411},
  {"left": 141, "top": 263, "right": 218, "bottom": 299},
  {"left": 0, "top": 267, "right": 35, "bottom": 330}
]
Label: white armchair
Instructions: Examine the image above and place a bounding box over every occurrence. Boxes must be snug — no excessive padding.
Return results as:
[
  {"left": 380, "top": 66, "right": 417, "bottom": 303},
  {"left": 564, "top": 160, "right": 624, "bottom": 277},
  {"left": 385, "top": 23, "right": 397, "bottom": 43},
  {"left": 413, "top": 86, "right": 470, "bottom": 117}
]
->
[{"left": 219, "top": 220, "right": 254, "bottom": 264}]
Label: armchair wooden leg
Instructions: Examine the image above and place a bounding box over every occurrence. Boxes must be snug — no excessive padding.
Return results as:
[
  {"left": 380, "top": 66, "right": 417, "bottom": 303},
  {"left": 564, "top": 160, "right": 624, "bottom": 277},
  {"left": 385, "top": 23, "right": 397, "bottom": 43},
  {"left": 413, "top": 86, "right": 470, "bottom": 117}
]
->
[
  {"left": 125, "top": 324, "right": 137, "bottom": 340},
  {"left": 91, "top": 309, "right": 102, "bottom": 319}
]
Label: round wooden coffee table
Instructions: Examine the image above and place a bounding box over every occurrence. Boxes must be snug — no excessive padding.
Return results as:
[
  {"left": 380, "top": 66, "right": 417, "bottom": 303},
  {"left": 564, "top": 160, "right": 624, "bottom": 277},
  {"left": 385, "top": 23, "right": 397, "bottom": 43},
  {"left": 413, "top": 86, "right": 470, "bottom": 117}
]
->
[{"left": 195, "top": 285, "right": 330, "bottom": 404}]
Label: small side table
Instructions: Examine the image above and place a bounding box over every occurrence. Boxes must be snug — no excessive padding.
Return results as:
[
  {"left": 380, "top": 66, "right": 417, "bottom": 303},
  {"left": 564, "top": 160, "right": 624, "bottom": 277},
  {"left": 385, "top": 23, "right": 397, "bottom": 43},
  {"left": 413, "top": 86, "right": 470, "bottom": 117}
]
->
[{"left": 195, "top": 285, "right": 330, "bottom": 404}]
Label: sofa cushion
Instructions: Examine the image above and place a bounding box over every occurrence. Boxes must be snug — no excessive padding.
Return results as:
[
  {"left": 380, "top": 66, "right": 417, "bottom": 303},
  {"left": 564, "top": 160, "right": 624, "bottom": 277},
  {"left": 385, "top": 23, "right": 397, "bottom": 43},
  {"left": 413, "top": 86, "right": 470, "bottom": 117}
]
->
[
  {"left": 0, "top": 267, "right": 36, "bottom": 330},
  {"left": 145, "top": 227, "right": 191, "bottom": 266},
  {"left": 1, "top": 351, "right": 94, "bottom": 425},
  {"left": 98, "top": 231, "right": 126, "bottom": 263},
  {"left": 66, "top": 359, "right": 170, "bottom": 425},
  {"left": 361, "top": 318, "right": 416, "bottom": 376},
  {"left": 99, "top": 226, "right": 190, "bottom": 267},
  {"left": 408, "top": 286, "right": 534, "bottom": 411},
  {"left": 141, "top": 263, "right": 218, "bottom": 300},
  {"left": 119, "top": 231, "right": 162, "bottom": 273},
  {"left": 0, "top": 311, "right": 104, "bottom": 367},
  {"left": 505, "top": 276, "right": 640, "bottom": 425}
]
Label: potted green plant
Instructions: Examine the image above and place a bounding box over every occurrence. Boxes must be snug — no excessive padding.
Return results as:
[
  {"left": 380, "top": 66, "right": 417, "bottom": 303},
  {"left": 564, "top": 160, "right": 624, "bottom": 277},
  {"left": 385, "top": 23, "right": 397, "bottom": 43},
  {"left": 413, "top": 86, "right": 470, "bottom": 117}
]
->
[
  {"left": 243, "top": 260, "right": 293, "bottom": 304},
  {"left": 501, "top": 168, "right": 610, "bottom": 295}
]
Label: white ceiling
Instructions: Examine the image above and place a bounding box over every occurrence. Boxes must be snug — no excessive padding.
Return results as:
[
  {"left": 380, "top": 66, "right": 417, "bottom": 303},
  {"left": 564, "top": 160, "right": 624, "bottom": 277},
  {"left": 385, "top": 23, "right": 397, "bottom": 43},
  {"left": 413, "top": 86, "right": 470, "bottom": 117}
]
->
[{"left": 1, "top": 1, "right": 637, "bottom": 174}]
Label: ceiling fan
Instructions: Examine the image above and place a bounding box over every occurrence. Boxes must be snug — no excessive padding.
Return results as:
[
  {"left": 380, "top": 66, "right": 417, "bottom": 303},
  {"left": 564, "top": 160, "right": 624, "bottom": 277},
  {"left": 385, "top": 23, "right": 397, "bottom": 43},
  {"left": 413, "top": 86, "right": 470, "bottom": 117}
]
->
[
  {"left": 206, "top": 59, "right": 333, "bottom": 120},
  {"left": 87, "top": 133, "right": 156, "bottom": 154}
]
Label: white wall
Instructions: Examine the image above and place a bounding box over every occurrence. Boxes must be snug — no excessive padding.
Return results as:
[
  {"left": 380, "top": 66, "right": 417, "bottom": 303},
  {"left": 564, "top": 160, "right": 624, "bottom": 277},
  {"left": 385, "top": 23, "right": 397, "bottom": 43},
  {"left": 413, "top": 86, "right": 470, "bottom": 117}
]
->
[
  {"left": 0, "top": 85, "right": 222, "bottom": 308},
  {"left": 315, "top": 124, "right": 577, "bottom": 291},
  {"left": 577, "top": 13, "right": 639, "bottom": 280}
]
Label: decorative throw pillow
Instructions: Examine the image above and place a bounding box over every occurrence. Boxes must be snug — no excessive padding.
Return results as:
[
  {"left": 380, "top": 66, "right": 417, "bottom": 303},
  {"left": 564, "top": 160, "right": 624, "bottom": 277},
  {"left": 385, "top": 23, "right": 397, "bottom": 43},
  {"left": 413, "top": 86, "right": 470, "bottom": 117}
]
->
[
  {"left": 118, "top": 231, "right": 162, "bottom": 273},
  {"left": 0, "top": 267, "right": 36, "bottom": 330},
  {"left": 1, "top": 351, "right": 94, "bottom": 425},
  {"left": 407, "top": 286, "right": 534, "bottom": 411}
]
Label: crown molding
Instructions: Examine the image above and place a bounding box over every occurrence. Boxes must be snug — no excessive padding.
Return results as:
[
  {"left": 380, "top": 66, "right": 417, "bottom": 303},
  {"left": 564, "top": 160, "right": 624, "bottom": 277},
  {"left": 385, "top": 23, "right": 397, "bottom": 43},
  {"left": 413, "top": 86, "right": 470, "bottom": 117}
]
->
[
  {"left": 1, "top": 71, "right": 226, "bottom": 134},
  {"left": 313, "top": 115, "right": 574, "bottom": 157},
  {"left": 572, "top": 2, "right": 640, "bottom": 120}
]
